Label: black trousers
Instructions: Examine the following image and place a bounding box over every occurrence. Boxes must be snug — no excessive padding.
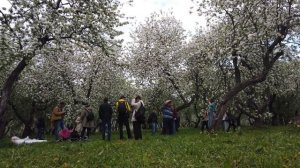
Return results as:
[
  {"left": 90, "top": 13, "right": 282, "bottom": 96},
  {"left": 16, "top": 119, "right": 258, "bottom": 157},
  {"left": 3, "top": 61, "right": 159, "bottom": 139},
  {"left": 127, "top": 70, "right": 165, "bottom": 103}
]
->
[
  {"left": 133, "top": 121, "right": 142, "bottom": 140},
  {"left": 162, "top": 118, "right": 173, "bottom": 135},
  {"left": 118, "top": 118, "right": 132, "bottom": 139},
  {"left": 81, "top": 127, "right": 91, "bottom": 138},
  {"left": 227, "top": 119, "right": 236, "bottom": 132},
  {"left": 201, "top": 120, "right": 209, "bottom": 132},
  {"left": 36, "top": 128, "right": 45, "bottom": 140}
]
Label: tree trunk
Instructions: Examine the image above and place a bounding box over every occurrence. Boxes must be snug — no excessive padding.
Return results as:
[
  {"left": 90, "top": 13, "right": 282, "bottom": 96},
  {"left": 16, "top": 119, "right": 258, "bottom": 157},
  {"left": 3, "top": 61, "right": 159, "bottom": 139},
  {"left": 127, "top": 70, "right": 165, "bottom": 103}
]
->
[
  {"left": 193, "top": 96, "right": 201, "bottom": 128},
  {"left": 212, "top": 71, "right": 269, "bottom": 130},
  {"left": 254, "top": 118, "right": 263, "bottom": 126},
  {"left": 269, "top": 94, "right": 280, "bottom": 125},
  {"left": 236, "top": 112, "right": 242, "bottom": 127},
  {"left": 0, "top": 58, "right": 28, "bottom": 138},
  {"left": 0, "top": 118, "right": 7, "bottom": 139},
  {"left": 176, "top": 95, "right": 196, "bottom": 112},
  {"left": 194, "top": 118, "right": 201, "bottom": 128},
  {"left": 21, "top": 101, "right": 36, "bottom": 138},
  {"left": 22, "top": 125, "right": 33, "bottom": 138},
  {"left": 212, "top": 21, "right": 288, "bottom": 131},
  {"left": 272, "top": 113, "right": 279, "bottom": 125}
]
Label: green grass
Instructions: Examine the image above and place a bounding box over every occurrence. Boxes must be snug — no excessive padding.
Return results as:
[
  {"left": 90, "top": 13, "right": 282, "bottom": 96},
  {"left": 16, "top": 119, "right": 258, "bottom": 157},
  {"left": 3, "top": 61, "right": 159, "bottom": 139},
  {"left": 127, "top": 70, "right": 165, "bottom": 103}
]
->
[{"left": 0, "top": 126, "right": 299, "bottom": 168}]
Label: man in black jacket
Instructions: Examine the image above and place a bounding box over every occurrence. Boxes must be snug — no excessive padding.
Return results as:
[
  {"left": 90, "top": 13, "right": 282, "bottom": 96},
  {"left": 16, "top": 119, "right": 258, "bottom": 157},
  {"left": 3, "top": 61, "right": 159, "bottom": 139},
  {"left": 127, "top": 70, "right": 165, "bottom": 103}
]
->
[{"left": 99, "top": 98, "right": 113, "bottom": 141}]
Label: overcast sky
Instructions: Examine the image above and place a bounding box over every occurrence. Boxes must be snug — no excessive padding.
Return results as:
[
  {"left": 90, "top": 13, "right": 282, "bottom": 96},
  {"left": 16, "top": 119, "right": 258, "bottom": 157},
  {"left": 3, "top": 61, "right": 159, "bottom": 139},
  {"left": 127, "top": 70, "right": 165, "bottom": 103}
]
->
[
  {"left": 120, "top": 0, "right": 205, "bottom": 39},
  {"left": 0, "top": 0, "right": 205, "bottom": 42}
]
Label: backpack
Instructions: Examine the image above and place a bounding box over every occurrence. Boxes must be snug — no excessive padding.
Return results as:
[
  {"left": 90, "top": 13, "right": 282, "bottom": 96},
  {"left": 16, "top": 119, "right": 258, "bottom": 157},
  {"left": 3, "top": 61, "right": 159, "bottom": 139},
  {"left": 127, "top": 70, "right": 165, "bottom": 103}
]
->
[
  {"left": 118, "top": 101, "right": 127, "bottom": 115},
  {"left": 86, "top": 110, "right": 95, "bottom": 121},
  {"left": 135, "top": 103, "right": 145, "bottom": 123}
]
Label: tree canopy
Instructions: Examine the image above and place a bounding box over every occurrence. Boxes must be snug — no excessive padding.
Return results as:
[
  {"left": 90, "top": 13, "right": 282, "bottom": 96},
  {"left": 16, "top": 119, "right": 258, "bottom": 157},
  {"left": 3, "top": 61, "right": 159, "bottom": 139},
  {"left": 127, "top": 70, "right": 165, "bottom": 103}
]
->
[{"left": 0, "top": 0, "right": 300, "bottom": 138}]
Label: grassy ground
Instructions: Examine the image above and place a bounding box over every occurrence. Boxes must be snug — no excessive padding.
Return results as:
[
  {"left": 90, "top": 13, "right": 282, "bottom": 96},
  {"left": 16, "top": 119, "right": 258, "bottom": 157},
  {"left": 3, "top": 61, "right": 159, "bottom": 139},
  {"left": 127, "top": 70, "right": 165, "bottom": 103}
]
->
[{"left": 0, "top": 126, "right": 299, "bottom": 168}]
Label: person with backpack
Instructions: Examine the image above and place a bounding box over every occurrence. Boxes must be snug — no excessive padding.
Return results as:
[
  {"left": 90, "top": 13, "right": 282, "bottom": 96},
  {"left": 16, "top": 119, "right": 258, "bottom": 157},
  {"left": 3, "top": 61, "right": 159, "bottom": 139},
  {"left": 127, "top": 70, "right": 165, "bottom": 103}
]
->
[
  {"left": 80, "top": 104, "right": 95, "bottom": 139},
  {"left": 99, "top": 98, "right": 113, "bottom": 141},
  {"left": 131, "top": 95, "right": 145, "bottom": 140},
  {"left": 116, "top": 96, "right": 132, "bottom": 140},
  {"left": 162, "top": 100, "right": 173, "bottom": 135}
]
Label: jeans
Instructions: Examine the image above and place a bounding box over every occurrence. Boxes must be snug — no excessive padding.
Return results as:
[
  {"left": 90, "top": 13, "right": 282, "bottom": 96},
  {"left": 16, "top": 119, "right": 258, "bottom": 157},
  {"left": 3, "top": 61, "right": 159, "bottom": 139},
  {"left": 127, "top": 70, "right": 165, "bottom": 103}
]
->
[
  {"left": 150, "top": 122, "right": 157, "bottom": 135},
  {"left": 208, "top": 112, "right": 214, "bottom": 129},
  {"left": 54, "top": 119, "right": 63, "bottom": 140},
  {"left": 60, "top": 119, "right": 65, "bottom": 129},
  {"left": 101, "top": 120, "right": 112, "bottom": 141}
]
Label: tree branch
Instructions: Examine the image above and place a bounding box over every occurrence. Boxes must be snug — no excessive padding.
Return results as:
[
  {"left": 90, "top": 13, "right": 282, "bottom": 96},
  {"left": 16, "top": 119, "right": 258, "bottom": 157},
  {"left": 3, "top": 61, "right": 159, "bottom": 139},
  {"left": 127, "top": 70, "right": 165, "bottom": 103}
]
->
[
  {"left": 163, "top": 70, "right": 188, "bottom": 104},
  {"left": 0, "top": 10, "right": 23, "bottom": 49}
]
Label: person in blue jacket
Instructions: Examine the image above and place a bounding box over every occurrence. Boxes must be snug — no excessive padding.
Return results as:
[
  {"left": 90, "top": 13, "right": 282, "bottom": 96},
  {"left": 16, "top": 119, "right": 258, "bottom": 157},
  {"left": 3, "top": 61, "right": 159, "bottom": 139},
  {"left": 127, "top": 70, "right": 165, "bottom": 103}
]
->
[{"left": 162, "top": 100, "right": 173, "bottom": 135}]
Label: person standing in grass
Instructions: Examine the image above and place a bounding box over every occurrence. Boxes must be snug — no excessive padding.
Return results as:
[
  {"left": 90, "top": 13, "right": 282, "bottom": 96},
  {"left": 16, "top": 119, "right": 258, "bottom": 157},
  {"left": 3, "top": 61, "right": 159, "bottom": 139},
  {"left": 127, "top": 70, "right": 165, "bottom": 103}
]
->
[
  {"left": 207, "top": 98, "right": 217, "bottom": 129},
  {"left": 162, "top": 100, "right": 173, "bottom": 135},
  {"left": 175, "top": 112, "right": 180, "bottom": 132},
  {"left": 148, "top": 111, "right": 158, "bottom": 135},
  {"left": 226, "top": 112, "right": 236, "bottom": 132},
  {"left": 51, "top": 101, "right": 66, "bottom": 141},
  {"left": 99, "top": 98, "right": 113, "bottom": 141},
  {"left": 171, "top": 105, "right": 177, "bottom": 135},
  {"left": 35, "top": 117, "right": 45, "bottom": 140},
  {"left": 200, "top": 111, "right": 209, "bottom": 133},
  {"left": 131, "top": 95, "right": 145, "bottom": 140},
  {"left": 75, "top": 113, "right": 83, "bottom": 134},
  {"left": 116, "top": 96, "right": 132, "bottom": 140},
  {"left": 80, "top": 104, "right": 95, "bottom": 139}
]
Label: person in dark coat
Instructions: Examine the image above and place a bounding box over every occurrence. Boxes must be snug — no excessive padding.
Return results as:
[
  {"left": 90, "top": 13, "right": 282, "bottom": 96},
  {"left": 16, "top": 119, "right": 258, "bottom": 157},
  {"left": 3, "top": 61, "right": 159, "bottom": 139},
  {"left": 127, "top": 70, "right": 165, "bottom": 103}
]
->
[
  {"left": 148, "top": 112, "right": 158, "bottom": 135},
  {"left": 115, "top": 96, "right": 132, "bottom": 140},
  {"left": 35, "top": 117, "right": 46, "bottom": 140},
  {"left": 99, "top": 98, "right": 113, "bottom": 141},
  {"left": 226, "top": 112, "right": 236, "bottom": 132}
]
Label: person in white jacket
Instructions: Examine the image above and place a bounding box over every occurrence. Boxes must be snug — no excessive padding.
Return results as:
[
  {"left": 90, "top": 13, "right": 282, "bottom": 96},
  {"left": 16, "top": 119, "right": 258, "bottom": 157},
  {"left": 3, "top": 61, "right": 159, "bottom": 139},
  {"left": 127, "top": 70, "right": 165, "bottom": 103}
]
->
[{"left": 131, "top": 95, "right": 144, "bottom": 140}]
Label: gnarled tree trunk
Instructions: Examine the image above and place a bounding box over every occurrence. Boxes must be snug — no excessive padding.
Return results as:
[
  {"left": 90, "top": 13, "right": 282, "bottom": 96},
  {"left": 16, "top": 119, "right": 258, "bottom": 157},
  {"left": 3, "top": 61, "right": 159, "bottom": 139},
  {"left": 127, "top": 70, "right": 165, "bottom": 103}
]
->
[
  {"left": 212, "top": 17, "right": 288, "bottom": 130},
  {"left": 213, "top": 70, "right": 272, "bottom": 130},
  {"left": 0, "top": 58, "right": 28, "bottom": 138}
]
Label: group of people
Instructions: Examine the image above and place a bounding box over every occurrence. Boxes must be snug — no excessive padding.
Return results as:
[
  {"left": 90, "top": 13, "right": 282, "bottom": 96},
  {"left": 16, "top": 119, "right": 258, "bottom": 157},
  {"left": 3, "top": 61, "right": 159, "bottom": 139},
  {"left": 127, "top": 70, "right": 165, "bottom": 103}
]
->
[
  {"left": 49, "top": 95, "right": 172, "bottom": 141},
  {"left": 200, "top": 98, "right": 236, "bottom": 133},
  {"left": 44, "top": 97, "right": 236, "bottom": 142}
]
